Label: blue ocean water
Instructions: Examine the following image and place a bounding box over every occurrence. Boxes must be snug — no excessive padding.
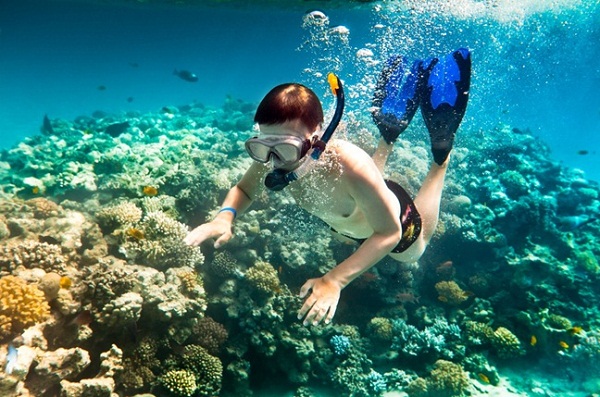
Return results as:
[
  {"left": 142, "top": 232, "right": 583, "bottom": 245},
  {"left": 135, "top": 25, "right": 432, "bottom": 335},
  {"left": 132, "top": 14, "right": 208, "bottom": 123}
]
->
[{"left": 1, "top": 0, "right": 599, "bottom": 181}]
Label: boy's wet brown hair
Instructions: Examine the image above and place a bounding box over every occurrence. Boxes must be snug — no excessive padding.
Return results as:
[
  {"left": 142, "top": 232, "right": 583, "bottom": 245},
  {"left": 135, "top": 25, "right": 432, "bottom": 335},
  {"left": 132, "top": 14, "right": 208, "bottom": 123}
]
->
[{"left": 254, "top": 83, "right": 324, "bottom": 132}]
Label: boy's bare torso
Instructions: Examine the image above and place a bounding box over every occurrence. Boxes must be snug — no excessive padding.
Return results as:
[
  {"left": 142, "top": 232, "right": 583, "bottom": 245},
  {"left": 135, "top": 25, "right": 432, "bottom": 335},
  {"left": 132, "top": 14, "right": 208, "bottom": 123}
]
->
[{"left": 287, "top": 139, "right": 400, "bottom": 240}]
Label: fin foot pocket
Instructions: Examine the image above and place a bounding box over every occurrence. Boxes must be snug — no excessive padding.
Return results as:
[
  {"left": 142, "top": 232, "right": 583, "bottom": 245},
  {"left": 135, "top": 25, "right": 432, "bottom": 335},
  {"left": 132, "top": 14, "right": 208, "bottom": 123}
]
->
[
  {"left": 372, "top": 56, "right": 422, "bottom": 144},
  {"left": 420, "top": 48, "right": 471, "bottom": 165}
]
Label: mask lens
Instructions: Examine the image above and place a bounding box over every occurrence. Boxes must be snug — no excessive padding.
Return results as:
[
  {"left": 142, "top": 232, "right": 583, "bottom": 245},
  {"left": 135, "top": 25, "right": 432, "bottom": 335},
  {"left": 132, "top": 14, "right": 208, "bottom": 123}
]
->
[
  {"left": 245, "top": 140, "right": 272, "bottom": 162},
  {"left": 245, "top": 135, "right": 308, "bottom": 164},
  {"left": 272, "top": 143, "right": 302, "bottom": 163}
]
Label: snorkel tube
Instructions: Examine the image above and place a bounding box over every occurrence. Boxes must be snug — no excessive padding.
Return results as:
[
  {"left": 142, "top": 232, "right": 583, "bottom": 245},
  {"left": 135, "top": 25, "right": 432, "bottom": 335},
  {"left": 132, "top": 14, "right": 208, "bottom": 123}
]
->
[{"left": 265, "top": 73, "right": 345, "bottom": 191}]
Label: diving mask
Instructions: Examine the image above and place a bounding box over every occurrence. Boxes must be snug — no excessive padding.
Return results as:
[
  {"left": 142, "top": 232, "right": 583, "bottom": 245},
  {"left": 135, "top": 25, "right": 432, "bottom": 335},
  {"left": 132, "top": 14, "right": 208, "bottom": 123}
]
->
[{"left": 244, "top": 134, "right": 312, "bottom": 166}]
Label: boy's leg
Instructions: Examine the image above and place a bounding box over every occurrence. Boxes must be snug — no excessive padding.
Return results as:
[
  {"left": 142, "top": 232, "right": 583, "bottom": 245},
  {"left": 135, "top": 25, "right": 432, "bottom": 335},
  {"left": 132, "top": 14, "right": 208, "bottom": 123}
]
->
[
  {"left": 372, "top": 139, "right": 393, "bottom": 173},
  {"left": 414, "top": 48, "right": 471, "bottom": 243},
  {"left": 413, "top": 158, "right": 449, "bottom": 243}
]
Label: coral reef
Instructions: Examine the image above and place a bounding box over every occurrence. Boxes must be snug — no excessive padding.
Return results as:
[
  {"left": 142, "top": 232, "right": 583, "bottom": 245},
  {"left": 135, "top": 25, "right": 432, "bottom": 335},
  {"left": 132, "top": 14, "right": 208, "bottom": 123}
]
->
[{"left": 0, "top": 87, "right": 597, "bottom": 396}]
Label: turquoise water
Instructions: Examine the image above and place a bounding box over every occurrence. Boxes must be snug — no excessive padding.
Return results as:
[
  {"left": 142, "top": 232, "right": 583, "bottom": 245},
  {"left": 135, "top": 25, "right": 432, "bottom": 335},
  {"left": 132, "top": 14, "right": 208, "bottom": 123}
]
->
[
  {"left": 1, "top": 1, "right": 599, "bottom": 182},
  {"left": 0, "top": 1, "right": 599, "bottom": 397}
]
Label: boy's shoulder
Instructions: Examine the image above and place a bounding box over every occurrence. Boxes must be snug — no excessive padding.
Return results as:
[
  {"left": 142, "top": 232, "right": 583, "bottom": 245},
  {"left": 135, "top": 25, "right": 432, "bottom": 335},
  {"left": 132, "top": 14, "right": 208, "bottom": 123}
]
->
[{"left": 328, "top": 139, "right": 373, "bottom": 164}]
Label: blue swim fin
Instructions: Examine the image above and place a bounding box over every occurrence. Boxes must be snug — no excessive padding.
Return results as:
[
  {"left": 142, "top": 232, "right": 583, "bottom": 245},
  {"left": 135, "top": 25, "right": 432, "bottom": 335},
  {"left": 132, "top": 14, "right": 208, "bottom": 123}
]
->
[
  {"left": 420, "top": 48, "right": 471, "bottom": 165},
  {"left": 372, "top": 56, "right": 422, "bottom": 144}
]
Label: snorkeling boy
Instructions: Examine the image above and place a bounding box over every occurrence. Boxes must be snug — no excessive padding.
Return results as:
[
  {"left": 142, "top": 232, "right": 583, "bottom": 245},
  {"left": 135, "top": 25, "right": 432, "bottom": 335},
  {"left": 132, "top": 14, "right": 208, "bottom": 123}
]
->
[{"left": 184, "top": 48, "right": 471, "bottom": 326}]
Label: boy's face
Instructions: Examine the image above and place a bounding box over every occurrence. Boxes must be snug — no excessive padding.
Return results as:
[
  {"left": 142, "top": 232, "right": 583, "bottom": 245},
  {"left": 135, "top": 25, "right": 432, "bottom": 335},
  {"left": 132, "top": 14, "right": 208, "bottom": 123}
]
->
[{"left": 249, "top": 120, "right": 316, "bottom": 170}]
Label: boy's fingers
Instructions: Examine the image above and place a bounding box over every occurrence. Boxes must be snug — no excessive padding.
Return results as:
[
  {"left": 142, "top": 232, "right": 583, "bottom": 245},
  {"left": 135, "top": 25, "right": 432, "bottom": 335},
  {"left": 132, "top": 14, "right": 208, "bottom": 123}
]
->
[
  {"left": 298, "top": 280, "right": 314, "bottom": 298},
  {"left": 214, "top": 233, "right": 231, "bottom": 249}
]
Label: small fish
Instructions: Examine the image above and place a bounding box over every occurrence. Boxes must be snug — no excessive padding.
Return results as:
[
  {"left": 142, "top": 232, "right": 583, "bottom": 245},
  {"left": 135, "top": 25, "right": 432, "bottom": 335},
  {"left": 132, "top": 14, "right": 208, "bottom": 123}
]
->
[
  {"left": 477, "top": 373, "right": 490, "bottom": 384},
  {"left": 568, "top": 326, "right": 583, "bottom": 335},
  {"left": 39, "top": 235, "right": 60, "bottom": 245},
  {"left": 5, "top": 344, "right": 17, "bottom": 375},
  {"left": 559, "top": 340, "right": 569, "bottom": 349},
  {"left": 60, "top": 276, "right": 72, "bottom": 289},
  {"left": 173, "top": 69, "right": 198, "bottom": 82},
  {"left": 395, "top": 292, "right": 420, "bottom": 304},
  {"left": 577, "top": 150, "right": 589, "bottom": 155},
  {"left": 126, "top": 96, "right": 134, "bottom": 103},
  {"left": 129, "top": 62, "right": 139, "bottom": 68},
  {"left": 66, "top": 310, "right": 93, "bottom": 327},
  {"left": 97, "top": 85, "right": 107, "bottom": 91},
  {"left": 41, "top": 114, "right": 54, "bottom": 135},
  {"left": 32, "top": 186, "right": 40, "bottom": 195},
  {"left": 126, "top": 227, "right": 145, "bottom": 240},
  {"left": 104, "top": 121, "right": 130, "bottom": 137},
  {"left": 530, "top": 335, "right": 537, "bottom": 346},
  {"left": 558, "top": 215, "right": 597, "bottom": 231},
  {"left": 142, "top": 185, "right": 158, "bottom": 196}
]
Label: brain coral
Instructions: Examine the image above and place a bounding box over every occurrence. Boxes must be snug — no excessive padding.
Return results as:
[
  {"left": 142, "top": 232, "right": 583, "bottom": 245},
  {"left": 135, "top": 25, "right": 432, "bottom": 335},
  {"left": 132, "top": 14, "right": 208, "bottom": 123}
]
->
[
  {"left": 0, "top": 275, "right": 51, "bottom": 340},
  {"left": 427, "top": 359, "right": 470, "bottom": 397},
  {"left": 189, "top": 316, "right": 228, "bottom": 355},
  {"left": 368, "top": 317, "right": 394, "bottom": 342},
  {"left": 161, "top": 369, "right": 197, "bottom": 397},
  {"left": 435, "top": 281, "right": 470, "bottom": 306},
  {"left": 491, "top": 326, "right": 524, "bottom": 359},
  {"left": 245, "top": 260, "right": 281, "bottom": 294}
]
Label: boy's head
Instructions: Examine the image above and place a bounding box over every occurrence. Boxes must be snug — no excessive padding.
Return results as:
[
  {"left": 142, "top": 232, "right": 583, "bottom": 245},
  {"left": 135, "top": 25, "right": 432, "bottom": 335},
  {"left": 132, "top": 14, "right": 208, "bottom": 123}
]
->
[{"left": 254, "top": 83, "right": 324, "bottom": 132}]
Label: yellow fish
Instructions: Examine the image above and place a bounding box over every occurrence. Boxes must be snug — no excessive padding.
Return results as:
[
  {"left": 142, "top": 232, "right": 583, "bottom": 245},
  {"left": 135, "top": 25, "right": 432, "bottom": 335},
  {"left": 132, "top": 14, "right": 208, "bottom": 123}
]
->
[
  {"left": 142, "top": 185, "right": 158, "bottom": 196},
  {"left": 530, "top": 335, "right": 537, "bottom": 346},
  {"left": 126, "top": 227, "right": 145, "bottom": 240},
  {"left": 568, "top": 326, "right": 583, "bottom": 335},
  {"left": 559, "top": 341, "right": 569, "bottom": 349},
  {"left": 477, "top": 373, "right": 490, "bottom": 384}
]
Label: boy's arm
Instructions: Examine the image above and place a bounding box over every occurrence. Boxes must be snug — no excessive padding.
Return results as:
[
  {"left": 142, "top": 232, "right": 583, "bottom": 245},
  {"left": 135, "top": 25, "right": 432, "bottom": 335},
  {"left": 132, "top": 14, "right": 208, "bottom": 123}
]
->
[
  {"left": 184, "top": 162, "right": 268, "bottom": 247},
  {"left": 298, "top": 150, "right": 402, "bottom": 325}
]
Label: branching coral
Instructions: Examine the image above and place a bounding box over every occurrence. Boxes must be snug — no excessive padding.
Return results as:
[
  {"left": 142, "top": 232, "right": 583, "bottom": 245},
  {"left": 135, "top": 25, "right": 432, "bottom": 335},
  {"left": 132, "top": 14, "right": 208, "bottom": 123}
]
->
[
  {"left": 209, "top": 251, "right": 243, "bottom": 278},
  {"left": 180, "top": 344, "right": 223, "bottom": 396},
  {"left": 188, "top": 316, "right": 228, "bottom": 355},
  {"left": 0, "top": 240, "right": 68, "bottom": 274},
  {"left": 391, "top": 318, "right": 462, "bottom": 360},
  {"left": 160, "top": 369, "right": 197, "bottom": 397},
  {"left": 96, "top": 201, "right": 142, "bottom": 231},
  {"left": 0, "top": 275, "right": 51, "bottom": 340}
]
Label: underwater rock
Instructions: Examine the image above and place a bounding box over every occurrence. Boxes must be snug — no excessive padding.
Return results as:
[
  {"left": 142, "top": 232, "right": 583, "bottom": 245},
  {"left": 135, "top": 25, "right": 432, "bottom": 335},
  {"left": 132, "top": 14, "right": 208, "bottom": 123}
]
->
[{"left": 32, "top": 347, "right": 91, "bottom": 394}]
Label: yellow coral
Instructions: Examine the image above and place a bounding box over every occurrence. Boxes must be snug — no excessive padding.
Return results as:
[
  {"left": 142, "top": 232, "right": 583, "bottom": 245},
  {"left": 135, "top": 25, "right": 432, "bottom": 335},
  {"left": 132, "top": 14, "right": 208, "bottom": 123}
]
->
[
  {"left": 491, "top": 326, "right": 524, "bottom": 359},
  {"left": 245, "top": 261, "right": 280, "bottom": 294},
  {"left": 435, "top": 281, "right": 471, "bottom": 306},
  {"left": 0, "top": 275, "right": 51, "bottom": 340},
  {"left": 368, "top": 317, "right": 394, "bottom": 342}
]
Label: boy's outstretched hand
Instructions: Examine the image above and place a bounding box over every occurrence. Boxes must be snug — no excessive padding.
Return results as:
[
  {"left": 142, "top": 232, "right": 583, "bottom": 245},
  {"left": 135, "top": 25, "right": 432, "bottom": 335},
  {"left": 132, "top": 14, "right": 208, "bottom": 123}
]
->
[
  {"left": 297, "top": 276, "right": 342, "bottom": 326},
  {"left": 184, "top": 218, "right": 233, "bottom": 249}
]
